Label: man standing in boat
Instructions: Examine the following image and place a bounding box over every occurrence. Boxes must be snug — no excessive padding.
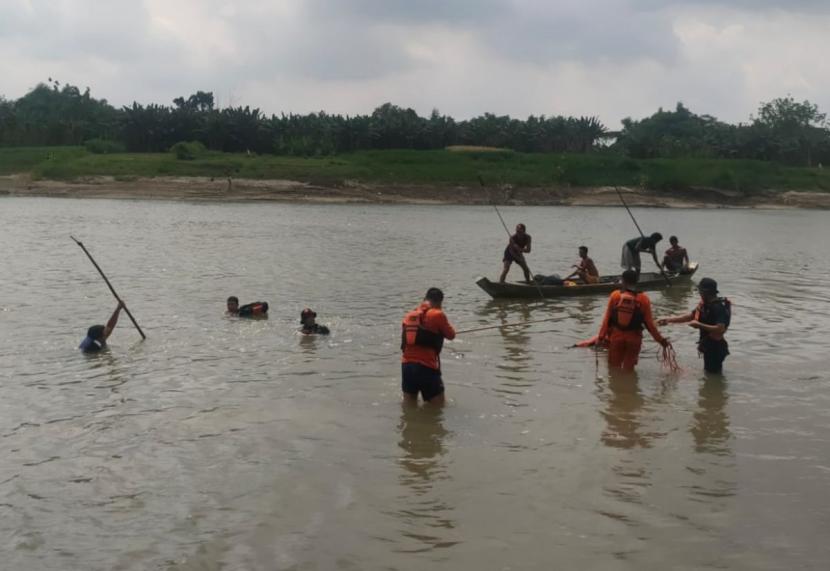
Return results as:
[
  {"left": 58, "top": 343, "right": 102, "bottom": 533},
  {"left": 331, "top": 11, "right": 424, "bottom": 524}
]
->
[
  {"left": 621, "top": 232, "right": 663, "bottom": 276},
  {"left": 401, "top": 288, "right": 456, "bottom": 406},
  {"left": 499, "top": 223, "right": 532, "bottom": 283}
]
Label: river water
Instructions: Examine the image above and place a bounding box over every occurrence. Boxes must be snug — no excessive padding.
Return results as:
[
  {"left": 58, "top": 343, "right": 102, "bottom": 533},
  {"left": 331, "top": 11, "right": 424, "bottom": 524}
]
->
[{"left": 1, "top": 197, "right": 829, "bottom": 570}]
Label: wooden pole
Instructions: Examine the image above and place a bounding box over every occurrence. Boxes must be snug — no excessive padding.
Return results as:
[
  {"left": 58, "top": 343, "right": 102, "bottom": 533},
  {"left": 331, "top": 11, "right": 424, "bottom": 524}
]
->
[
  {"left": 455, "top": 317, "right": 558, "bottom": 335},
  {"left": 71, "top": 236, "right": 146, "bottom": 339}
]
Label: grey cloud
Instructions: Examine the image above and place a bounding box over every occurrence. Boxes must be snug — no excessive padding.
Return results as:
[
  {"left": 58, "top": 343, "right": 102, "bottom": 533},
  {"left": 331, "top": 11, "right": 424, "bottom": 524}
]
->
[
  {"left": 248, "top": 0, "right": 682, "bottom": 82},
  {"left": 306, "top": 0, "right": 509, "bottom": 25},
  {"left": 477, "top": 2, "right": 679, "bottom": 65},
  {"left": 639, "top": 0, "right": 830, "bottom": 11},
  {"left": 0, "top": 1, "right": 169, "bottom": 60}
]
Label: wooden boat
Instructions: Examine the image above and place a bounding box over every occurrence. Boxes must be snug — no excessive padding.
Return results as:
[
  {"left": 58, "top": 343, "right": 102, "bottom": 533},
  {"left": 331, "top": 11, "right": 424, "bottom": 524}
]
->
[{"left": 476, "top": 263, "right": 699, "bottom": 299}]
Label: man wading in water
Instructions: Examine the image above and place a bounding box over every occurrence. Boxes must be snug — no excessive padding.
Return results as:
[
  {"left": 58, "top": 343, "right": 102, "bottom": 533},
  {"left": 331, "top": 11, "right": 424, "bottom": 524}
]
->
[
  {"left": 499, "top": 223, "right": 532, "bottom": 283},
  {"left": 659, "top": 278, "right": 731, "bottom": 373},
  {"left": 401, "top": 288, "right": 456, "bottom": 406},
  {"left": 597, "top": 270, "right": 669, "bottom": 371}
]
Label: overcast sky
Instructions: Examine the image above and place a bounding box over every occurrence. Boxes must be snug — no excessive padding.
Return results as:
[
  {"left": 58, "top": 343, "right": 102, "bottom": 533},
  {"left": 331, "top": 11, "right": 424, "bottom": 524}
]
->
[{"left": 1, "top": 0, "right": 828, "bottom": 127}]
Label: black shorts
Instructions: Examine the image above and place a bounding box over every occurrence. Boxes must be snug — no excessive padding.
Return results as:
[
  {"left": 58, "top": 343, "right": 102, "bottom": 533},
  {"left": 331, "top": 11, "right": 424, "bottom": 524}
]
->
[
  {"left": 503, "top": 247, "right": 527, "bottom": 264},
  {"left": 402, "top": 363, "right": 444, "bottom": 401}
]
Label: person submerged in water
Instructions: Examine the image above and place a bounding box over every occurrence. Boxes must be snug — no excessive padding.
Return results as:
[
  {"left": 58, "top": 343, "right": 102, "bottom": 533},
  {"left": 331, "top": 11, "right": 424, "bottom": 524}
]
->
[
  {"left": 79, "top": 301, "right": 124, "bottom": 353},
  {"left": 300, "top": 308, "right": 330, "bottom": 335},
  {"left": 499, "top": 223, "right": 532, "bottom": 283},
  {"left": 662, "top": 235, "right": 690, "bottom": 273},
  {"left": 565, "top": 245, "right": 600, "bottom": 284},
  {"left": 226, "top": 296, "right": 269, "bottom": 317}
]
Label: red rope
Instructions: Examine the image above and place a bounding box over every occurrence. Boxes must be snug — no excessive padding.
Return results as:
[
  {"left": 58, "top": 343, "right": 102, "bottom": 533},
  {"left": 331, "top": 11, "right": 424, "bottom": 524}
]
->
[{"left": 656, "top": 343, "right": 682, "bottom": 373}]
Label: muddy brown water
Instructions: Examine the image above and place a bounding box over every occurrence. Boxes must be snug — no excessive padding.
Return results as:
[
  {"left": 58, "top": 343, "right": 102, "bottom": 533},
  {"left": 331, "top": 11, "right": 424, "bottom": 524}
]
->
[{"left": 1, "top": 198, "right": 828, "bottom": 570}]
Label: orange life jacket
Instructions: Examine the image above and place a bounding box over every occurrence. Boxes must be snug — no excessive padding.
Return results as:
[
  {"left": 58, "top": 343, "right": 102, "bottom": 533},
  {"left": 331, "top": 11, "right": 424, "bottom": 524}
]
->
[
  {"left": 238, "top": 301, "right": 268, "bottom": 317},
  {"left": 401, "top": 307, "right": 444, "bottom": 353},
  {"left": 610, "top": 290, "right": 645, "bottom": 331}
]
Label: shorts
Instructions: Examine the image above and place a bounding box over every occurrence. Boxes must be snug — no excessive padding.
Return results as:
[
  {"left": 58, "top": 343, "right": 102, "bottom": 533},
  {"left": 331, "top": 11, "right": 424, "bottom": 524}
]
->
[
  {"left": 584, "top": 273, "right": 600, "bottom": 284},
  {"left": 402, "top": 362, "right": 445, "bottom": 401},
  {"left": 699, "top": 338, "right": 729, "bottom": 373},
  {"left": 620, "top": 245, "right": 641, "bottom": 271},
  {"left": 503, "top": 247, "right": 521, "bottom": 264}
]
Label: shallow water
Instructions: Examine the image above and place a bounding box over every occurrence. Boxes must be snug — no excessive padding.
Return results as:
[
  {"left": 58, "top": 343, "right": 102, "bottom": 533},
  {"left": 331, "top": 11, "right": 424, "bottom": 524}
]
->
[{"left": 1, "top": 198, "right": 829, "bottom": 570}]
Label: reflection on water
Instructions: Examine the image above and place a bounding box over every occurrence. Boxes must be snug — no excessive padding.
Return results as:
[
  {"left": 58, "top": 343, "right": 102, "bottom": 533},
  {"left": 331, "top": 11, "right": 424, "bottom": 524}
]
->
[
  {"left": 692, "top": 375, "right": 732, "bottom": 455},
  {"left": 394, "top": 404, "right": 458, "bottom": 552},
  {"left": 659, "top": 281, "right": 698, "bottom": 316},
  {"left": 598, "top": 369, "right": 660, "bottom": 449}
]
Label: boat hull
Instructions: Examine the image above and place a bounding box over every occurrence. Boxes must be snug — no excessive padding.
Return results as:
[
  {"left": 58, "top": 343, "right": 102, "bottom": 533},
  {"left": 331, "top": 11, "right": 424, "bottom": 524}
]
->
[{"left": 476, "top": 263, "right": 699, "bottom": 299}]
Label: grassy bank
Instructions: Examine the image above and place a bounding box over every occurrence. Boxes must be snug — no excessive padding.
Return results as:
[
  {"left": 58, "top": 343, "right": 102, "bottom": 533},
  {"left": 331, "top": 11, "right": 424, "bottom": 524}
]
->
[{"left": 1, "top": 146, "right": 829, "bottom": 193}]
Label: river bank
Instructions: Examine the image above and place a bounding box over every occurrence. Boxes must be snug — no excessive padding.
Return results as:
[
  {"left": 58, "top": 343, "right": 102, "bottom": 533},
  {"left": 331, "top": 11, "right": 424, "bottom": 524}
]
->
[{"left": 2, "top": 173, "right": 829, "bottom": 208}]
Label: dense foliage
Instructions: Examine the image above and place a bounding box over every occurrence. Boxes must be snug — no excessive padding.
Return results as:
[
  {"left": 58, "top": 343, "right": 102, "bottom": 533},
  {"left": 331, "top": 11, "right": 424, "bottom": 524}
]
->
[{"left": 1, "top": 80, "right": 828, "bottom": 166}]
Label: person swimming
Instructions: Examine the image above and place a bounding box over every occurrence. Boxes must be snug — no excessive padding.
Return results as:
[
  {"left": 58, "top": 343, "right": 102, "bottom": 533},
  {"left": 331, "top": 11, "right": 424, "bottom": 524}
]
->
[
  {"left": 79, "top": 301, "right": 124, "bottom": 353},
  {"left": 226, "top": 296, "right": 269, "bottom": 317},
  {"left": 300, "top": 308, "right": 330, "bottom": 335}
]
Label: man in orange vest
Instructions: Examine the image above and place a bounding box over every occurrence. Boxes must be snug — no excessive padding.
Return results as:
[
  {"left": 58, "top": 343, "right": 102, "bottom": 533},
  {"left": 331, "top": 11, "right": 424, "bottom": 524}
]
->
[
  {"left": 598, "top": 270, "right": 669, "bottom": 370},
  {"left": 401, "top": 287, "right": 456, "bottom": 405}
]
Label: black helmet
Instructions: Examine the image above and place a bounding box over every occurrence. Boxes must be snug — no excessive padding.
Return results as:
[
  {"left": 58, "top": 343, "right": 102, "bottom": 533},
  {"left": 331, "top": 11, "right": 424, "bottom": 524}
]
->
[{"left": 697, "top": 277, "right": 718, "bottom": 293}]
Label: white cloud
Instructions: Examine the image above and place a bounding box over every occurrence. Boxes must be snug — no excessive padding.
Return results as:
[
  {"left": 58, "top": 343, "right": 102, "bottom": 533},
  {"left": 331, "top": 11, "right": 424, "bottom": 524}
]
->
[{"left": 1, "top": 0, "right": 828, "bottom": 127}]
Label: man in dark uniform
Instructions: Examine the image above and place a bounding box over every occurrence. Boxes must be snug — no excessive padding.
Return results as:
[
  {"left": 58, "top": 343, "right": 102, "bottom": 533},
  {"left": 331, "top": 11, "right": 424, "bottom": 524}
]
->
[{"left": 659, "top": 278, "right": 731, "bottom": 373}]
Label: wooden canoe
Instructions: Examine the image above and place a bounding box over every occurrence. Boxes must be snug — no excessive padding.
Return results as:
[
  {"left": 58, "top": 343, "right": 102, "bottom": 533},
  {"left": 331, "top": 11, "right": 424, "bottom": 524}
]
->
[{"left": 476, "top": 263, "right": 699, "bottom": 299}]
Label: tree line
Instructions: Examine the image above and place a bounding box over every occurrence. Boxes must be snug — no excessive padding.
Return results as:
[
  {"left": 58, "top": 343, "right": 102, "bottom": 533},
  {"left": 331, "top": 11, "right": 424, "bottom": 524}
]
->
[{"left": 1, "top": 79, "right": 828, "bottom": 166}]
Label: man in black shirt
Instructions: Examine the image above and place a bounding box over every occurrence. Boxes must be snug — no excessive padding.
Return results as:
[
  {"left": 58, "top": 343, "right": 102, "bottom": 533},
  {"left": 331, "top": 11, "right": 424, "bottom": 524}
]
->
[{"left": 659, "top": 278, "right": 731, "bottom": 373}]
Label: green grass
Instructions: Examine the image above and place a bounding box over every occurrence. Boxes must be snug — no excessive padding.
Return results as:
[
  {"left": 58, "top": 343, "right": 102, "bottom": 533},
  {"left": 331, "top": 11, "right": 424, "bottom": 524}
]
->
[{"left": 2, "top": 146, "right": 829, "bottom": 193}]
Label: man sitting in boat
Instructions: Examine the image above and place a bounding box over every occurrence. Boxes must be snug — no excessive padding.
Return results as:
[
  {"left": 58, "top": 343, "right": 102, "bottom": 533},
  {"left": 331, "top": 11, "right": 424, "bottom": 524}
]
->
[
  {"left": 661, "top": 236, "right": 690, "bottom": 273},
  {"left": 499, "top": 223, "right": 532, "bottom": 283},
  {"left": 621, "top": 233, "right": 662, "bottom": 276},
  {"left": 565, "top": 246, "right": 600, "bottom": 284}
]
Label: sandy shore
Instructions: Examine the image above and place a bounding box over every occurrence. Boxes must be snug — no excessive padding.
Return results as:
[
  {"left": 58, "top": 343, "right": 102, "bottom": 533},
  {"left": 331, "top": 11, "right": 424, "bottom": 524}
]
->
[{"left": 1, "top": 174, "right": 829, "bottom": 208}]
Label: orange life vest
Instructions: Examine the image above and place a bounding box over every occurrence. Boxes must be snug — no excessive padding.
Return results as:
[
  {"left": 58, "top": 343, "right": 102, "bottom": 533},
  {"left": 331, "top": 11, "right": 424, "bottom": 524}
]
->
[
  {"left": 610, "top": 290, "right": 645, "bottom": 331},
  {"left": 401, "top": 307, "right": 444, "bottom": 353},
  {"left": 238, "top": 301, "right": 268, "bottom": 317}
]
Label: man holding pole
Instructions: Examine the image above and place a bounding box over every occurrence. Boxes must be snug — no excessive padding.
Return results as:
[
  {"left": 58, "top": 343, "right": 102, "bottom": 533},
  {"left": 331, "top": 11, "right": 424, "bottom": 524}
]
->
[
  {"left": 401, "top": 288, "right": 456, "bottom": 406},
  {"left": 71, "top": 236, "right": 146, "bottom": 341},
  {"left": 499, "top": 223, "right": 533, "bottom": 283},
  {"left": 79, "top": 301, "right": 125, "bottom": 353},
  {"left": 621, "top": 233, "right": 663, "bottom": 276}
]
